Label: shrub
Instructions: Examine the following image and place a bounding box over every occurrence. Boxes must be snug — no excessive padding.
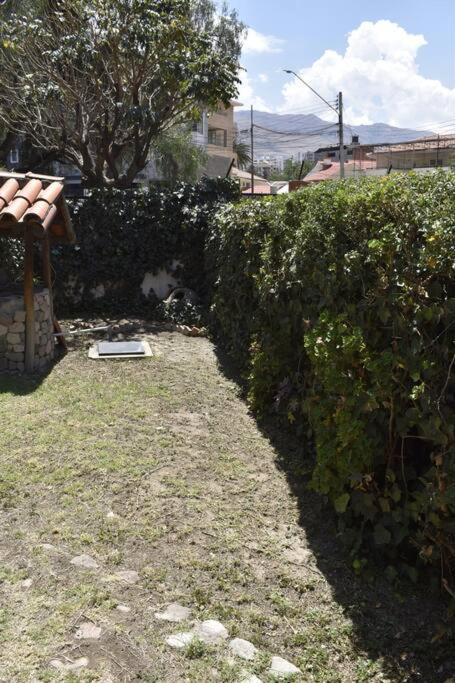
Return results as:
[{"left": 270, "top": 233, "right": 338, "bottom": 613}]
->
[{"left": 207, "top": 171, "right": 455, "bottom": 591}]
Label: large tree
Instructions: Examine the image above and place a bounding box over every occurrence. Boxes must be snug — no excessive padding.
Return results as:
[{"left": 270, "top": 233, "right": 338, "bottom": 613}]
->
[{"left": 0, "top": 0, "right": 244, "bottom": 187}]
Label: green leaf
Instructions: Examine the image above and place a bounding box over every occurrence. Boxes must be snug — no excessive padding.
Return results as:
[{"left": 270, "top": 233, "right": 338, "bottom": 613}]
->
[
  {"left": 374, "top": 524, "right": 391, "bottom": 545},
  {"left": 334, "top": 493, "right": 350, "bottom": 514}
]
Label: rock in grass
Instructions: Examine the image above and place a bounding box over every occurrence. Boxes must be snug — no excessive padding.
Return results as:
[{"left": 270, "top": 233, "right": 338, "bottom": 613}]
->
[
  {"left": 114, "top": 570, "right": 140, "bottom": 584},
  {"left": 116, "top": 604, "right": 131, "bottom": 613},
  {"left": 155, "top": 603, "right": 191, "bottom": 623},
  {"left": 70, "top": 554, "right": 99, "bottom": 569},
  {"left": 50, "top": 657, "right": 89, "bottom": 671},
  {"left": 241, "top": 676, "right": 263, "bottom": 683},
  {"left": 166, "top": 631, "right": 194, "bottom": 649},
  {"left": 193, "top": 619, "right": 229, "bottom": 644},
  {"left": 269, "top": 656, "right": 301, "bottom": 678},
  {"left": 229, "top": 637, "right": 257, "bottom": 660},
  {"left": 75, "top": 622, "right": 102, "bottom": 640}
]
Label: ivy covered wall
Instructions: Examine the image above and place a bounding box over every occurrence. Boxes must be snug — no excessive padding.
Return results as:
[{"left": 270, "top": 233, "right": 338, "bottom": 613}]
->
[{"left": 51, "top": 178, "right": 240, "bottom": 313}]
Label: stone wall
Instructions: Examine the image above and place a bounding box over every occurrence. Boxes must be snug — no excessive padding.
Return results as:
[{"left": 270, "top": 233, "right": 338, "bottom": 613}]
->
[{"left": 0, "top": 288, "right": 54, "bottom": 373}]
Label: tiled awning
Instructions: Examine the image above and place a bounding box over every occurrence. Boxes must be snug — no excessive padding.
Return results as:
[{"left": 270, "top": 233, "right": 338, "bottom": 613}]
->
[{"left": 0, "top": 171, "right": 75, "bottom": 243}]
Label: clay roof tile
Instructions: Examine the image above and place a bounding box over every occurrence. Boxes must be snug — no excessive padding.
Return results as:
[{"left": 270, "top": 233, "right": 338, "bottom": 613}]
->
[{"left": 0, "top": 172, "right": 74, "bottom": 243}]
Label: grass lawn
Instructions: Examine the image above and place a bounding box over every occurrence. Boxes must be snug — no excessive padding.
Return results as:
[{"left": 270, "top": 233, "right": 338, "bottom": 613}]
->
[{"left": 0, "top": 325, "right": 452, "bottom": 682}]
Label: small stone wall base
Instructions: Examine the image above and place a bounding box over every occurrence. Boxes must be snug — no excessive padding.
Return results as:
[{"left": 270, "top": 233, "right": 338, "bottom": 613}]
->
[{"left": 0, "top": 288, "right": 54, "bottom": 373}]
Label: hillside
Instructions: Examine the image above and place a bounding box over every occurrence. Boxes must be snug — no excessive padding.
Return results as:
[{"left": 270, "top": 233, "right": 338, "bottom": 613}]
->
[{"left": 235, "top": 110, "right": 431, "bottom": 159}]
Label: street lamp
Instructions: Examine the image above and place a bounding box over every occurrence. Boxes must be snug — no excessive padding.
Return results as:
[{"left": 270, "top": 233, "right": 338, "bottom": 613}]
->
[{"left": 283, "top": 69, "right": 345, "bottom": 178}]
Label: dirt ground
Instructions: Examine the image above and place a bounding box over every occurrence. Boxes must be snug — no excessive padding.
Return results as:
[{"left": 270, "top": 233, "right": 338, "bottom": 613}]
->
[{"left": 0, "top": 322, "right": 453, "bottom": 682}]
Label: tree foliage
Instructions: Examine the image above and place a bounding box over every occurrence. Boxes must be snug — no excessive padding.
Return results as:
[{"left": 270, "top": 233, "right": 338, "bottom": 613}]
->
[
  {"left": 233, "top": 135, "right": 251, "bottom": 170},
  {"left": 207, "top": 171, "right": 455, "bottom": 595},
  {"left": 0, "top": 0, "right": 244, "bottom": 187},
  {"left": 152, "top": 127, "right": 207, "bottom": 185},
  {"left": 269, "top": 157, "right": 313, "bottom": 181}
]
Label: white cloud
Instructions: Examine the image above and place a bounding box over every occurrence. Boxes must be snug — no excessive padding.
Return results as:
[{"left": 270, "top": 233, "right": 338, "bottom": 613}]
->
[
  {"left": 279, "top": 20, "right": 455, "bottom": 129},
  {"left": 259, "top": 73, "right": 269, "bottom": 83},
  {"left": 242, "top": 28, "right": 284, "bottom": 55},
  {"left": 237, "top": 71, "right": 272, "bottom": 111}
]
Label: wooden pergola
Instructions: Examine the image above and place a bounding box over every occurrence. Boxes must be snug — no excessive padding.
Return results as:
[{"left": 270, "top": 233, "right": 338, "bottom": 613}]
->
[{"left": 0, "top": 171, "right": 75, "bottom": 372}]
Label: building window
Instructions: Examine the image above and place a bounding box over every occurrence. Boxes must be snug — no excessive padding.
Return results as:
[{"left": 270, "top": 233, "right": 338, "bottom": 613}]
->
[
  {"left": 192, "top": 119, "right": 204, "bottom": 135},
  {"left": 208, "top": 129, "right": 227, "bottom": 147},
  {"left": 9, "top": 148, "right": 19, "bottom": 164}
]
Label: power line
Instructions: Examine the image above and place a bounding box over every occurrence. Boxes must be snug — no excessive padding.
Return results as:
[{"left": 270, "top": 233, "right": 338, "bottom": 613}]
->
[{"left": 252, "top": 122, "right": 338, "bottom": 137}]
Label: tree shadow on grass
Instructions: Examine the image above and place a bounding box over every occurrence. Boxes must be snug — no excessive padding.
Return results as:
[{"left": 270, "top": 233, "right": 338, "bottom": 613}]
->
[{"left": 214, "top": 345, "right": 454, "bottom": 683}]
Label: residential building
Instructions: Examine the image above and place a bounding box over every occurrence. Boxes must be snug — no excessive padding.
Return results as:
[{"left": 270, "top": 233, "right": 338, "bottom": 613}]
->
[
  {"left": 313, "top": 135, "right": 360, "bottom": 162},
  {"left": 205, "top": 101, "right": 240, "bottom": 176},
  {"left": 230, "top": 166, "right": 271, "bottom": 194},
  {"left": 291, "top": 150, "right": 315, "bottom": 163},
  {"left": 373, "top": 134, "right": 455, "bottom": 169},
  {"left": 254, "top": 156, "right": 284, "bottom": 178},
  {"left": 302, "top": 158, "right": 376, "bottom": 184}
]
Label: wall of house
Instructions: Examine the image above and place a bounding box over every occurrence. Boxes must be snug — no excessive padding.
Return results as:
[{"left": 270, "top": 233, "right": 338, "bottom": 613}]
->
[
  {"left": 375, "top": 147, "right": 453, "bottom": 169},
  {"left": 0, "top": 287, "right": 54, "bottom": 373},
  {"left": 207, "top": 106, "right": 237, "bottom": 162}
]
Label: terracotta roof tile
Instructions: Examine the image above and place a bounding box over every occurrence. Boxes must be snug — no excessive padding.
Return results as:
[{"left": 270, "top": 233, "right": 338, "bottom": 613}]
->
[
  {"left": 0, "top": 172, "right": 74, "bottom": 243},
  {"left": 303, "top": 159, "right": 377, "bottom": 184}
]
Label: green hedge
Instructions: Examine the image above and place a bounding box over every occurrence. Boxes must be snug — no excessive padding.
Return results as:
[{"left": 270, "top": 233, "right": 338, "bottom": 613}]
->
[
  {"left": 207, "top": 171, "right": 455, "bottom": 588},
  {"left": 52, "top": 177, "right": 240, "bottom": 313}
]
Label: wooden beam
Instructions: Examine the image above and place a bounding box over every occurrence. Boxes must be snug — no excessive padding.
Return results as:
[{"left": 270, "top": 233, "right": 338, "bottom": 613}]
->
[
  {"left": 41, "top": 230, "right": 53, "bottom": 324},
  {"left": 24, "top": 225, "right": 35, "bottom": 373}
]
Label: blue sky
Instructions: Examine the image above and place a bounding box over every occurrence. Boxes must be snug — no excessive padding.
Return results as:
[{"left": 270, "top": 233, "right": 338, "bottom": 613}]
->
[{"left": 230, "top": 0, "right": 455, "bottom": 129}]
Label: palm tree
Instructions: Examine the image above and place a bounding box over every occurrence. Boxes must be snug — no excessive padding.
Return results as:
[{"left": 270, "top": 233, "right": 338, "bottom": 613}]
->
[{"left": 233, "top": 136, "right": 251, "bottom": 170}]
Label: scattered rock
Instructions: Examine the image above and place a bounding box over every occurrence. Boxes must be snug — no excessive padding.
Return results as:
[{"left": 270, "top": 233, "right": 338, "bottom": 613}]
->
[
  {"left": 175, "top": 324, "right": 207, "bottom": 338},
  {"left": 155, "top": 603, "right": 191, "bottom": 623},
  {"left": 166, "top": 631, "right": 195, "bottom": 649},
  {"left": 75, "top": 622, "right": 102, "bottom": 640},
  {"left": 241, "top": 676, "right": 263, "bottom": 683},
  {"left": 40, "top": 543, "right": 57, "bottom": 552},
  {"left": 116, "top": 604, "right": 131, "bottom": 613},
  {"left": 21, "top": 578, "right": 33, "bottom": 589},
  {"left": 270, "top": 656, "right": 301, "bottom": 678},
  {"left": 49, "top": 657, "right": 89, "bottom": 671},
  {"left": 70, "top": 554, "right": 99, "bottom": 569},
  {"left": 114, "top": 570, "right": 140, "bottom": 584},
  {"left": 229, "top": 638, "right": 257, "bottom": 661},
  {"left": 193, "top": 619, "right": 229, "bottom": 644},
  {"left": 106, "top": 510, "right": 117, "bottom": 519}
]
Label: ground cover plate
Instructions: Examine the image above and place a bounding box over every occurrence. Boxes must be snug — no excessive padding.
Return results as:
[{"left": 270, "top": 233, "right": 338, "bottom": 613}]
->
[{"left": 88, "top": 340, "right": 152, "bottom": 360}]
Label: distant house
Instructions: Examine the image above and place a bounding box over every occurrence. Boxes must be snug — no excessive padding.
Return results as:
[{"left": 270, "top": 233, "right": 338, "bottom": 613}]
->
[
  {"left": 230, "top": 166, "right": 271, "bottom": 194},
  {"left": 302, "top": 158, "right": 377, "bottom": 184},
  {"left": 373, "top": 134, "right": 455, "bottom": 169},
  {"left": 313, "top": 135, "right": 361, "bottom": 162}
]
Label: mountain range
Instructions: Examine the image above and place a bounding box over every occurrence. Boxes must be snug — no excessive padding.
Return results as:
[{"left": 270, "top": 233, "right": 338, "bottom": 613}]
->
[{"left": 234, "top": 110, "right": 431, "bottom": 159}]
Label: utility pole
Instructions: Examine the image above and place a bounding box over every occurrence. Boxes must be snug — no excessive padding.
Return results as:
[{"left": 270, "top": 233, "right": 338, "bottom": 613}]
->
[
  {"left": 338, "top": 92, "right": 345, "bottom": 179},
  {"left": 250, "top": 105, "right": 255, "bottom": 195},
  {"left": 283, "top": 71, "right": 345, "bottom": 180}
]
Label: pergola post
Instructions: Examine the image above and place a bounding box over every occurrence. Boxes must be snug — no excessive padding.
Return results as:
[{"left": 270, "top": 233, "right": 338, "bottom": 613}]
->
[
  {"left": 41, "top": 230, "right": 54, "bottom": 324},
  {"left": 24, "top": 225, "right": 35, "bottom": 372}
]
